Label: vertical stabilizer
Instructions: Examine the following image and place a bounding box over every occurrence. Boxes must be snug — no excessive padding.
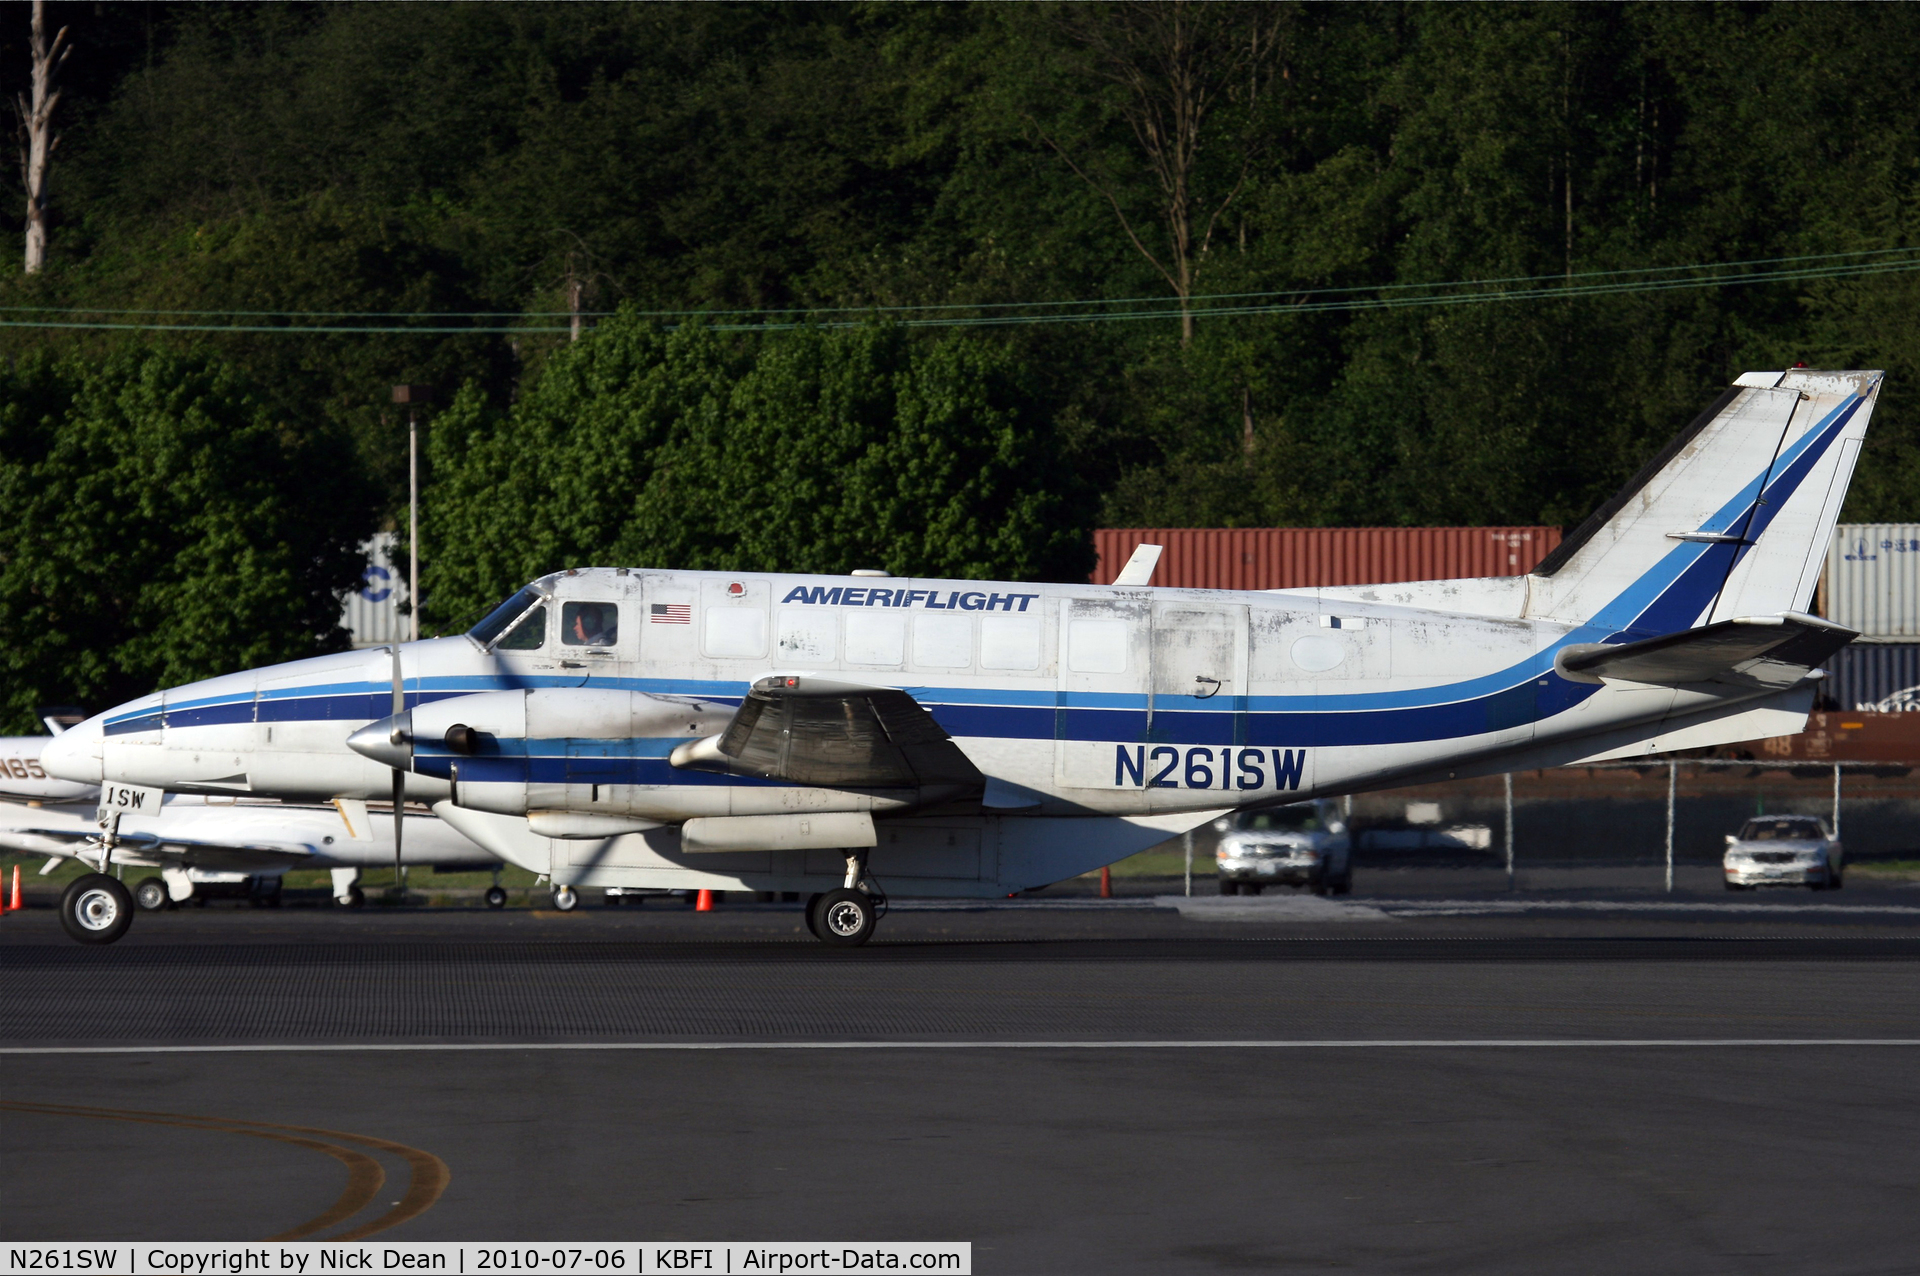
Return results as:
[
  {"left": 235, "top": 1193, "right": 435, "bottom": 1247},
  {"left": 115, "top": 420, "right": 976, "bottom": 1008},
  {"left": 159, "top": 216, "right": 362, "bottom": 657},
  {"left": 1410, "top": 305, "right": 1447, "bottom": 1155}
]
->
[{"left": 1527, "top": 370, "right": 1880, "bottom": 636}]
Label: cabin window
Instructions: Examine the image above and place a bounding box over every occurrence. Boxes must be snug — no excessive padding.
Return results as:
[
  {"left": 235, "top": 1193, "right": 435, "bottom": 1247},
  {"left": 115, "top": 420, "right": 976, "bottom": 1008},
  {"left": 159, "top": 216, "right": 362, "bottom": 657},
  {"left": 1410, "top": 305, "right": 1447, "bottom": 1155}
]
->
[
  {"left": 776, "top": 609, "right": 836, "bottom": 663},
  {"left": 1066, "top": 618, "right": 1128, "bottom": 673},
  {"left": 561, "top": 602, "right": 619, "bottom": 647},
  {"left": 495, "top": 604, "right": 549, "bottom": 651},
  {"left": 1289, "top": 634, "right": 1346, "bottom": 673},
  {"left": 981, "top": 615, "right": 1042, "bottom": 671},
  {"left": 703, "top": 607, "right": 768, "bottom": 659},
  {"left": 470, "top": 588, "right": 542, "bottom": 646},
  {"left": 845, "top": 611, "right": 908, "bottom": 665},
  {"left": 913, "top": 614, "right": 973, "bottom": 668}
]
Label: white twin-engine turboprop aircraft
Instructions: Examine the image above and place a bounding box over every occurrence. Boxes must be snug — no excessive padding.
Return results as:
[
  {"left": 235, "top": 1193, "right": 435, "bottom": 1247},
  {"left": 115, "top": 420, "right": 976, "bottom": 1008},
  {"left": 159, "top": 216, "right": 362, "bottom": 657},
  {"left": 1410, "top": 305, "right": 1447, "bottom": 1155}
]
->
[{"left": 43, "top": 369, "right": 1879, "bottom": 945}]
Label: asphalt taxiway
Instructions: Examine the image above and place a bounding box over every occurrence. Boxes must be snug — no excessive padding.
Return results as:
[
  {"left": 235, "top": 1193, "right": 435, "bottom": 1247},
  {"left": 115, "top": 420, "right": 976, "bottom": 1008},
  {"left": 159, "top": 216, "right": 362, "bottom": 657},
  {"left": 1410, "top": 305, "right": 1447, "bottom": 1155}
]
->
[{"left": 6, "top": 886, "right": 1920, "bottom": 1273}]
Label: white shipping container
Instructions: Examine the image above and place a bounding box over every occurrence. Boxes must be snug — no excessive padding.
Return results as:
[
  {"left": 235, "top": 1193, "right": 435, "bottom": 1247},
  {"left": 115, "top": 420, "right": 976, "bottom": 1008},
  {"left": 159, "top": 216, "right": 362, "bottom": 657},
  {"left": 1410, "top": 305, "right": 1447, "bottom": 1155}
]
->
[
  {"left": 342, "top": 532, "right": 409, "bottom": 648},
  {"left": 1826, "top": 524, "right": 1920, "bottom": 641}
]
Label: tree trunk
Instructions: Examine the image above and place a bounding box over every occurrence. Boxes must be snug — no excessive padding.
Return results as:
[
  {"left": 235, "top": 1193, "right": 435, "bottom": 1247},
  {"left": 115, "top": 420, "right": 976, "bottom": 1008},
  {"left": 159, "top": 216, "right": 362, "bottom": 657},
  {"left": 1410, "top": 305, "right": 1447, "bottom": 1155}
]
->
[{"left": 16, "top": 0, "right": 69, "bottom": 275}]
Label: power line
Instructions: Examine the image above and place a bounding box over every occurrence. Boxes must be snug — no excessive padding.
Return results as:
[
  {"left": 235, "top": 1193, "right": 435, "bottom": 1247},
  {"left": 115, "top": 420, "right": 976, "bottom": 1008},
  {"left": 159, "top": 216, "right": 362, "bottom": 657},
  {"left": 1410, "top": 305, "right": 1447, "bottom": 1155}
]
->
[
  {"left": 0, "top": 248, "right": 1913, "bottom": 335},
  {"left": 5, "top": 244, "right": 1912, "bottom": 320}
]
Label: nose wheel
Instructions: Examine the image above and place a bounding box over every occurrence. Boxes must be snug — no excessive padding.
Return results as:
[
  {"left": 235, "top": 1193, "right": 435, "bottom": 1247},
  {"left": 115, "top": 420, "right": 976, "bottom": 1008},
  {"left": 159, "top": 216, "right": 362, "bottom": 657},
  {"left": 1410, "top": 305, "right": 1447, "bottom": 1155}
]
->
[
  {"left": 551, "top": 885, "right": 579, "bottom": 911},
  {"left": 60, "top": 873, "right": 134, "bottom": 945},
  {"left": 485, "top": 884, "right": 508, "bottom": 909}
]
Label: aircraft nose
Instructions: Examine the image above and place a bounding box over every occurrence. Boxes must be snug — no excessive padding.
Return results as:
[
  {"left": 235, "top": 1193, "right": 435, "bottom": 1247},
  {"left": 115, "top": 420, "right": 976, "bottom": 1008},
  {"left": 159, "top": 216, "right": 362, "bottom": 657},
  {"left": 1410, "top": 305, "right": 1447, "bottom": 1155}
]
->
[
  {"left": 41, "top": 714, "right": 104, "bottom": 783},
  {"left": 346, "top": 713, "right": 413, "bottom": 770}
]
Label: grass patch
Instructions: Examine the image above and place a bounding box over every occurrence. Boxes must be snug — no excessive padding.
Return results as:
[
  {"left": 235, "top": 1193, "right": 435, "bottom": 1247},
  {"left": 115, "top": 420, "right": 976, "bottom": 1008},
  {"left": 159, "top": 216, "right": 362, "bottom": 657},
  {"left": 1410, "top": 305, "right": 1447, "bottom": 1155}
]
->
[{"left": 1847, "top": 860, "right": 1920, "bottom": 880}]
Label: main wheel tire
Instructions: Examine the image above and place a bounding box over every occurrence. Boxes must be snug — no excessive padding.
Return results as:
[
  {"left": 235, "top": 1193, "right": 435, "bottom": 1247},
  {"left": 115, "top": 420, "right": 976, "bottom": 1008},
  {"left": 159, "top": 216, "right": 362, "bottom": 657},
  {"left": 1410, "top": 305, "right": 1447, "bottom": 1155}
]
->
[
  {"left": 342, "top": 884, "right": 366, "bottom": 908},
  {"left": 60, "top": 873, "right": 133, "bottom": 944},
  {"left": 812, "top": 887, "right": 876, "bottom": 947},
  {"left": 1218, "top": 879, "right": 1239, "bottom": 896},
  {"left": 1331, "top": 874, "right": 1353, "bottom": 896},
  {"left": 552, "top": 885, "right": 579, "bottom": 911},
  {"left": 133, "top": 877, "right": 169, "bottom": 912},
  {"left": 805, "top": 892, "right": 826, "bottom": 938},
  {"left": 1244, "top": 882, "right": 1264, "bottom": 896},
  {"left": 485, "top": 884, "right": 508, "bottom": 909}
]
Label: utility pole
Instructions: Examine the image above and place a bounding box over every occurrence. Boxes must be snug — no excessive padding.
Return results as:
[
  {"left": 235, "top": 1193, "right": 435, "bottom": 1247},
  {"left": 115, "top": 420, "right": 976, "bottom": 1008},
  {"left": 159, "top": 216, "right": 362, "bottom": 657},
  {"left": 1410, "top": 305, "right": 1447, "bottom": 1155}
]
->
[
  {"left": 1665, "top": 761, "right": 1677, "bottom": 894},
  {"left": 16, "top": 0, "right": 69, "bottom": 274},
  {"left": 391, "top": 385, "right": 433, "bottom": 642},
  {"left": 1503, "top": 773, "right": 1515, "bottom": 892}
]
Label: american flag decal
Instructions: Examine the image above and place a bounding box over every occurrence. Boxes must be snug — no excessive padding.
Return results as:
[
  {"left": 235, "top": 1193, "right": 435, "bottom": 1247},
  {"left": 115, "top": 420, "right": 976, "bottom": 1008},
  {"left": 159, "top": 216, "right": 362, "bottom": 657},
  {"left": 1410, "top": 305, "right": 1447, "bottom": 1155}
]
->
[{"left": 650, "top": 603, "right": 692, "bottom": 624}]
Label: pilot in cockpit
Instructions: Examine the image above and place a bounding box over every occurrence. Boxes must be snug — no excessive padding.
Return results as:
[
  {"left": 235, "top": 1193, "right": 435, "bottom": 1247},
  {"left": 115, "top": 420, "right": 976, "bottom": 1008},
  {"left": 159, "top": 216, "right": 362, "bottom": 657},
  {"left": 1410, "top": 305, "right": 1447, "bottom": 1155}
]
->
[{"left": 564, "top": 601, "right": 619, "bottom": 648}]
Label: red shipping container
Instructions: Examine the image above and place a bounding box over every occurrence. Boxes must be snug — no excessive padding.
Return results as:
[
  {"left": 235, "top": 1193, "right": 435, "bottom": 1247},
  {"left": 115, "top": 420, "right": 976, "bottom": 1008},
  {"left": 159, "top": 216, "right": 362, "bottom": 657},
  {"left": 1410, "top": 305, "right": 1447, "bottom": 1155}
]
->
[{"left": 1092, "top": 527, "right": 1564, "bottom": 590}]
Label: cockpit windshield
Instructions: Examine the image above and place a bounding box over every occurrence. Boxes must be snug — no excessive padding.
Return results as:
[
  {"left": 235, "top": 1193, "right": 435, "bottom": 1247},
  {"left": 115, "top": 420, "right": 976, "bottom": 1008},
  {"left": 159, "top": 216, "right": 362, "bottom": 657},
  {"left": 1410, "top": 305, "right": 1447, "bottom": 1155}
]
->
[{"left": 469, "top": 588, "right": 543, "bottom": 647}]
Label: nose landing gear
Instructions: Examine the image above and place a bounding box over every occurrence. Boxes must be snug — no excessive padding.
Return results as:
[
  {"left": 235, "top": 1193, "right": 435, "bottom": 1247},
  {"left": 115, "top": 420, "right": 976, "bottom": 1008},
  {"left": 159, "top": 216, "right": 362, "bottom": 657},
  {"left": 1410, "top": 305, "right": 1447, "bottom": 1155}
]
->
[{"left": 59, "top": 873, "right": 133, "bottom": 944}]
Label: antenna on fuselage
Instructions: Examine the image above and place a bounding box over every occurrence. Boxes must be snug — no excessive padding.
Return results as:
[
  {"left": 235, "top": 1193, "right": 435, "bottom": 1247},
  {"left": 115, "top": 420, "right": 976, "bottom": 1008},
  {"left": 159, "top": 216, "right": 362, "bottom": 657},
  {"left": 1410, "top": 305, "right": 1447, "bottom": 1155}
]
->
[{"left": 1112, "top": 543, "right": 1163, "bottom": 587}]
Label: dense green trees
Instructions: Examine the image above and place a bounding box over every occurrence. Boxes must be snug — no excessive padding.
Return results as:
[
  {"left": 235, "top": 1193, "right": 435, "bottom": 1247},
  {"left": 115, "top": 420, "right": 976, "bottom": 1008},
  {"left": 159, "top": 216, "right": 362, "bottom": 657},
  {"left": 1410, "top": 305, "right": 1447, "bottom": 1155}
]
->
[
  {"left": 4, "top": 3, "right": 1920, "bottom": 700},
  {"left": 423, "top": 316, "right": 1090, "bottom": 627},
  {"left": 0, "top": 349, "right": 371, "bottom": 728}
]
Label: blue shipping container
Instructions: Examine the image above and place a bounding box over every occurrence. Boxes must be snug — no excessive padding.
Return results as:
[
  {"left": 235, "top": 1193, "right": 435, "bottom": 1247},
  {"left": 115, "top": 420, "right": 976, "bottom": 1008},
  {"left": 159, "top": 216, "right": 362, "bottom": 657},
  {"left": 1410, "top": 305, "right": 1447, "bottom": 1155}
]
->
[{"left": 1823, "top": 642, "right": 1920, "bottom": 711}]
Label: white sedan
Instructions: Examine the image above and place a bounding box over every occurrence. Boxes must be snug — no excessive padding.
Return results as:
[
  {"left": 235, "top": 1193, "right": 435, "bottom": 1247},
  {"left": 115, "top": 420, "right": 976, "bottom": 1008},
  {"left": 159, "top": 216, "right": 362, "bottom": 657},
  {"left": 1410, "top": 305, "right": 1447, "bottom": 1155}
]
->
[{"left": 1723, "top": 815, "right": 1843, "bottom": 891}]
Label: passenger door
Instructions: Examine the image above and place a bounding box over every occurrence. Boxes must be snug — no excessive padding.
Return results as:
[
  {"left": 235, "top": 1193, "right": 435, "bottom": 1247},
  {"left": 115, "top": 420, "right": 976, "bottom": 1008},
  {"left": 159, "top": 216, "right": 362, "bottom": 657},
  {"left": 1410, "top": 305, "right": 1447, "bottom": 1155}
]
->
[{"left": 1146, "top": 603, "right": 1248, "bottom": 801}]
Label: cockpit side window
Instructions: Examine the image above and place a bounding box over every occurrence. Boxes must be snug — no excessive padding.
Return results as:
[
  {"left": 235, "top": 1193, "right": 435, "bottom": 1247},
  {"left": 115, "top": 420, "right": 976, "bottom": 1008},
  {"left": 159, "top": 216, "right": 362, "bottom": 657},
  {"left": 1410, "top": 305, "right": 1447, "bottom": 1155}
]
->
[
  {"left": 562, "top": 601, "right": 619, "bottom": 647},
  {"left": 470, "top": 588, "right": 542, "bottom": 646},
  {"left": 494, "top": 604, "right": 549, "bottom": 651}
]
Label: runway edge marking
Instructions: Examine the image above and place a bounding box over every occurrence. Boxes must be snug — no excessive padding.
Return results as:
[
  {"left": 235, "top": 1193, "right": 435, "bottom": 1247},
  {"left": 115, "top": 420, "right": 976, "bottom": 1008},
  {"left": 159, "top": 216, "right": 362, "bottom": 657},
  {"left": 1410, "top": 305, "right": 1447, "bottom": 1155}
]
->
[{"left": 8, "top": 1038, "right": 1920, "bottom": 1053}]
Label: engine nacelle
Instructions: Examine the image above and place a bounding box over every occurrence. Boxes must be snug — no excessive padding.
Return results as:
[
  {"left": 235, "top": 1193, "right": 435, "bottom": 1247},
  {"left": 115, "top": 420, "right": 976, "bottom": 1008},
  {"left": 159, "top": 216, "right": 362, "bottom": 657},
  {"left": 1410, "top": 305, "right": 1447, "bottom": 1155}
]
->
[{"left": 347, "top": 686, "right": 919, "bottom": 828}]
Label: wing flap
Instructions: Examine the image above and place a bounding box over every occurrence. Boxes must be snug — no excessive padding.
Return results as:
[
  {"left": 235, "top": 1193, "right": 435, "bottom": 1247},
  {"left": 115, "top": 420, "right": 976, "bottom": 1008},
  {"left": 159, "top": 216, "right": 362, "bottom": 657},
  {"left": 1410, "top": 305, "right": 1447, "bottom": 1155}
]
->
[{"left": 1556, "top": 612, "right": 1855, "bottom": 691}]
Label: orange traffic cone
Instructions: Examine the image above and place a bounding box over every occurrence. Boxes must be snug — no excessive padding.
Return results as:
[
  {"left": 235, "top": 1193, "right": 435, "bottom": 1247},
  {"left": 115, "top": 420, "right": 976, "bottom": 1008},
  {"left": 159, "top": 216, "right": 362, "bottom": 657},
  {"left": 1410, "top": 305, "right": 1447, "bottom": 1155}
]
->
[
  {"left": 8, "top": 864, "right": 19, "bottom": 912},
  {"left": 695, "top": 889, "right": 714, "bottom": 912}
]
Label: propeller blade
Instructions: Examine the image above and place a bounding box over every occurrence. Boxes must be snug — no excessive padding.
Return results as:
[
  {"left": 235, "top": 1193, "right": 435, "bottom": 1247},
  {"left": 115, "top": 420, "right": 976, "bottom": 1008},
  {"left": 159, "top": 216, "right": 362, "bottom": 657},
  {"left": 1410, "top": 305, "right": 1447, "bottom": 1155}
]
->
[
  {"left": 392, "top": 765, "right": 405, "bottom": 888},
  {"left": 391, "top": 645, "right": 405, "bottom": 894}
]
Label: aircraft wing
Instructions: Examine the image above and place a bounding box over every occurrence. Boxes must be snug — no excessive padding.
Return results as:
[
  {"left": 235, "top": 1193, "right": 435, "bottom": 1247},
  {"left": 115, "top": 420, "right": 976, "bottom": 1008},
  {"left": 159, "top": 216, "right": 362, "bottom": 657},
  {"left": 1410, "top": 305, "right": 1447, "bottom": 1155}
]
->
[
  {"left": 670, "top": 675, "right": 984, "bottom": 791},
  {"left": 5, "top": 826, "right": 316, "bottom": 871},
  {"left": 1555, "top": 612, "right": 1855, "bottom": 691}
]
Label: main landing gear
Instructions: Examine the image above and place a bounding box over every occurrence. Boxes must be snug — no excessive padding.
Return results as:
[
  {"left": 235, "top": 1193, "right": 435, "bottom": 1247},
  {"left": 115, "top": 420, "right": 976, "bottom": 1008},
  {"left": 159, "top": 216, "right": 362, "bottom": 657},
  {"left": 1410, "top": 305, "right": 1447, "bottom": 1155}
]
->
[
  {"left": 133, "top": 877, "right": 170, "bottom": 912},
  {"left": 60, "top": 873, "right": 133, "bottom": 945},
  {"left": 805, "top": 851, "right": 883, "bottom": 947}
]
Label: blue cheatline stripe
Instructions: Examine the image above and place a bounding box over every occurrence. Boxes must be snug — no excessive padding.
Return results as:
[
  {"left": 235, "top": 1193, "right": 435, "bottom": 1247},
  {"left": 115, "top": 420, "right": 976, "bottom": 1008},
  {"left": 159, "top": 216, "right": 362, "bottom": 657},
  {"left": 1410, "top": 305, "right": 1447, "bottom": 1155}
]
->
[{"left": 103, "top": 389, "right": 1866, "bottom": 750}]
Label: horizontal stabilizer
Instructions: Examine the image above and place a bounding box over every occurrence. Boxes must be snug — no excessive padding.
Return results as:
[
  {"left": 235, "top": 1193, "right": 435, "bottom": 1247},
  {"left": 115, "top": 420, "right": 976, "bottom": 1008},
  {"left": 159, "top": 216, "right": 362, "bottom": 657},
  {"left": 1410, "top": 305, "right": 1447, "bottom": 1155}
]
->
[{"left": 1555, "top": 612, "right": 1855, "bottom": 691}]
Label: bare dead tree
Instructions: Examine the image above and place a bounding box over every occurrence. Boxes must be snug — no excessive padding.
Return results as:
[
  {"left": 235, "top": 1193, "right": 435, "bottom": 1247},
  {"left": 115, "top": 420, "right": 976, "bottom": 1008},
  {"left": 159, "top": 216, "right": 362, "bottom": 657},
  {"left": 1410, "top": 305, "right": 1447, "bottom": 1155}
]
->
[
  {"left": 1036, "top": 2, "right": 1288, "bottom": 345},
  {"left": 15, "top": 0, "right": 68, "bottom": 274},
  {"left": 540, "top": 229, "right": 614, "bottom": 343}
]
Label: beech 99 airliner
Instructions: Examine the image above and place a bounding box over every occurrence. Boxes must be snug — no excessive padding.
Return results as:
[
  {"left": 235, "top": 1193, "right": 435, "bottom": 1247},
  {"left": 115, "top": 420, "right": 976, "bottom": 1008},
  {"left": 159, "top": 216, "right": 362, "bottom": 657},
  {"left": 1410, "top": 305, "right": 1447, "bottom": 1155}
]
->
[{"left": 44, "top": 369, "right": 1878, "bottom": 945}]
